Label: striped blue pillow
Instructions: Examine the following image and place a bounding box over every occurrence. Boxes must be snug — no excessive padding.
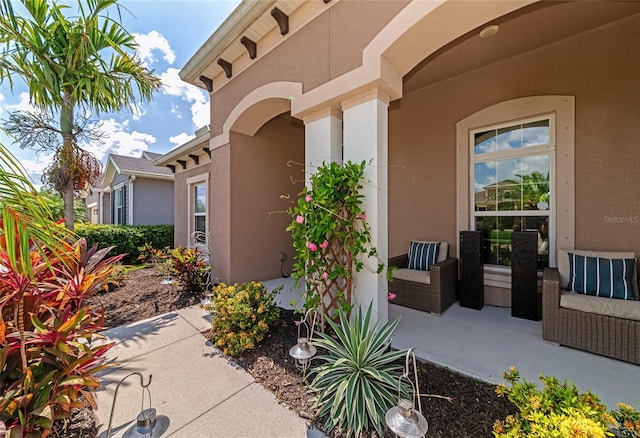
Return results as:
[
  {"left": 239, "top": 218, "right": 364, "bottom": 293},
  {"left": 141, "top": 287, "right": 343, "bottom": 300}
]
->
[
  {"left": 408, "top": 241, "right": 440, "bottom": 271},
  {"left": 567, "top": 253, "right": 636, "bottom": 300}
]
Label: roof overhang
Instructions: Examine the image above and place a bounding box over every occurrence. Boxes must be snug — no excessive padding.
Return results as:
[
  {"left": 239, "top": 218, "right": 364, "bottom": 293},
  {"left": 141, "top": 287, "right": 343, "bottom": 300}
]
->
[
  {"left": 180, "top": 0, "right": 275, "bottom": 88},
  {"left": 155, "top": 126, "right": 211, "bottom": 166},
  {"left": 102, "top": 156, "right": 121, "bottom": 186}
]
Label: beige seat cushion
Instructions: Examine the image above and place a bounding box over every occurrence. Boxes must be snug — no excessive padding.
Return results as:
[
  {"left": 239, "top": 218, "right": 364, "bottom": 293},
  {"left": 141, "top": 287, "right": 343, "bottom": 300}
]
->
[
  {"left": 392, "top": 268, "right": 431, "bottom": 285},
  {"left": 560, "top": 291, "right": 640, "bottom": 322},
  {"left": 557, "top": 249, "right": 639, "bottom": 299}
]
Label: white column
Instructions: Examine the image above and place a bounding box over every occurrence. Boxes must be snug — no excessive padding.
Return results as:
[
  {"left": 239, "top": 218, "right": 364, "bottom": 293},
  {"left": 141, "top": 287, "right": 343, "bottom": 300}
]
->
[
  {"left": 304, "top": 107, "right": 342, "bottom": 186},
  {"left": 342, "top": 91, "right": 389, "bottom": 324}
]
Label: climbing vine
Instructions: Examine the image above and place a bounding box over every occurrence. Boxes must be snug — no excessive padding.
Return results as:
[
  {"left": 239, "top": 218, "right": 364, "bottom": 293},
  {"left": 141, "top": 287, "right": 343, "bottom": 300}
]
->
[{"left": 286, "top": 161, "right": 385, "bottom": 317}]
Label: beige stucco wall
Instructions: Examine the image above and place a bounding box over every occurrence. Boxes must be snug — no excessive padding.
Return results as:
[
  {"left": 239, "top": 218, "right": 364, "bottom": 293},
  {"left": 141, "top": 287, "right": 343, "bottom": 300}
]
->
[
  {"left": 210, "top": 1, "right": 408, "bottom": 137},
  {"left": 389, "top": 12, "right": 640, "bottom": 262},
  {"left": 218, "top": 114, "right": 304, "bottom": 283}
]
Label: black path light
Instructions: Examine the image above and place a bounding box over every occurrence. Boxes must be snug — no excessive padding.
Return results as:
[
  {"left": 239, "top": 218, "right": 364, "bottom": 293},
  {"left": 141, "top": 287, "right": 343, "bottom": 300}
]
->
[
  {"left": 288, "top": 308, "right": 317, "bottom": 380},
  {"left": 106, "top": 373, "right": 170, "bottom": 438},
  {"left": 385, "top": 349, "right": 429, "bottom": 438}
]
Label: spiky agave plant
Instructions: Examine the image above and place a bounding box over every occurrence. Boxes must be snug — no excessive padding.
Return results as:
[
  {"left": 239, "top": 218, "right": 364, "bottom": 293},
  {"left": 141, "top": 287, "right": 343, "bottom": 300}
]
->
[{"left": 308, "top": 304, "right": 409, "bottom": 438}]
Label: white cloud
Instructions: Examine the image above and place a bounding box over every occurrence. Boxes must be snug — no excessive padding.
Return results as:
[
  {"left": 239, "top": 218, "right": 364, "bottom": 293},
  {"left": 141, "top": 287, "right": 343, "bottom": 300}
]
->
[
  {"left": 190, "top": 99, "right": 210, "bottom": 129},
  {"left": 21, "top": 151, "right": 54, "bottom": 182},
  {"left": 80, "top": 118, "right": 156, "bottom": 162},
  {"left": 169, "top": 132, "right": 195, "bottom": 147},
  {"left": 160, "top": 68, "right": 210, "bottom": 129},
  {"left": 7, "top": 92, "right": 40, "bottom": 114},
  {"left": 160, "top": 68, "right": 205, "bottom": 102},
  {"left": 0, "top": 92, "right": 5, "bottom": 116},
  {"left": 133, "top": 31, "right": 176, "bottom": 65}
]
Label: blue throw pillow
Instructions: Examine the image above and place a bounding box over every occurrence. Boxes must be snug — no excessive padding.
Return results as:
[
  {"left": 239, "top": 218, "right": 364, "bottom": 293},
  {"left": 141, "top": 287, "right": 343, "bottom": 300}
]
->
[
  {"left": 567, "top": 253, "right": 636, "bottom": 300},
  {"left": 408, "top": 241, "right": 440, "bottom": 271}
]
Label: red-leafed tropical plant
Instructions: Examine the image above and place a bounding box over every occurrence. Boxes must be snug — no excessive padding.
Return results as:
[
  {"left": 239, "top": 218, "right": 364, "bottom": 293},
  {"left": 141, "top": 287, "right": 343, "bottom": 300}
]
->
[{"left": 0, "top": 145, "right": 123, "bottom": 436}]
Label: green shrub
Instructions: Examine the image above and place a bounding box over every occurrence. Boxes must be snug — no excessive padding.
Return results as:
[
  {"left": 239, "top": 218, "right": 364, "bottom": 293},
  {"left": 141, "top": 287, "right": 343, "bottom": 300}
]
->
[
  {"left": 611, "top": 403, "right": 640, "bottom": 438},
  {"left": 76, "top": 224, "right": 173, "bottom": 263},
  {"left": 202, "top": 282, "right": 280, "bottom": 356},
  {"left": 166, "top": 246, "right": 210, "bottom": 293},
  {"left": 308, "top": 304, "right": 409, "bottom": 438},
  {"left": 493, "top": 367, "right": 614, "bottom": 437}
]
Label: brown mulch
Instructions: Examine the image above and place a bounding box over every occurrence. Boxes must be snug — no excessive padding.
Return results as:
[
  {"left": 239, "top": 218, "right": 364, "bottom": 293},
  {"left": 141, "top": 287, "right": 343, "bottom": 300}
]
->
[{"left": 56, "top": 265, "right": 515, "bottom": 437}]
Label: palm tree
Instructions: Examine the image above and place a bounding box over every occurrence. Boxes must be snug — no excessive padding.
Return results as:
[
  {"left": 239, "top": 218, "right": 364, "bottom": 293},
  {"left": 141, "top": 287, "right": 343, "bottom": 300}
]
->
[
  {"left": 517, "top": 171, "right": 549, "bottom": 210},
  {"left": 0, "top": 0, "right": 162, "bottom": 230}
]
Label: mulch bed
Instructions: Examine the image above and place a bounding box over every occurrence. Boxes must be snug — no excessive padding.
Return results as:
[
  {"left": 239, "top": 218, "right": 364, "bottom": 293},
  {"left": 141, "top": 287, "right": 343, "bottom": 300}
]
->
[{"left": 59, "top": 265, "right": 515, "bottom": 437}]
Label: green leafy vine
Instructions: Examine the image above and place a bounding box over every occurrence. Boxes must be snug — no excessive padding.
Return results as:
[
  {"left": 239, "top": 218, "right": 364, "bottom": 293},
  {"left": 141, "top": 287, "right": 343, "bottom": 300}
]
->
[{"left": 286, "top": 160, "right": 388, "bottom": 314}]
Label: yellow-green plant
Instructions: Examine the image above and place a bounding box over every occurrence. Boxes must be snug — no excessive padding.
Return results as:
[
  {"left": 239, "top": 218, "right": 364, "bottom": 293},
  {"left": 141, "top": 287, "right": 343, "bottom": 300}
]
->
[
  {"left": 202, "top": 282, "right": 280, "bottom": 356},
  {"left": 611, "top": 403, "right": 640, "bottom": 438},
  {"left": 308, "top": 304, "right": 409, "bottom": 438},
  {"left": 493, "top": 367, "right": 614, "bottom": 437}
]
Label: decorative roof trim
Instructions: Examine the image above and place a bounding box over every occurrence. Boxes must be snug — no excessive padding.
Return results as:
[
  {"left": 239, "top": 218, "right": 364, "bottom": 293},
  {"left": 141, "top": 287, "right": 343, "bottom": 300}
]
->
[
  {"left": 180, "top": 1, "right": 276, "bottom": 85},
  {"left": 155, "top": 126, "right": 211, "bottom": 166}
]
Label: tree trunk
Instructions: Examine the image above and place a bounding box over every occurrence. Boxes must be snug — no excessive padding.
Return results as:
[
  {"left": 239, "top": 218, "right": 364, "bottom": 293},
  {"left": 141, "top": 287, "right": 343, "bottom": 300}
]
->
[{"left": 60, "top": 97, "right": 75, "bottom": 231}]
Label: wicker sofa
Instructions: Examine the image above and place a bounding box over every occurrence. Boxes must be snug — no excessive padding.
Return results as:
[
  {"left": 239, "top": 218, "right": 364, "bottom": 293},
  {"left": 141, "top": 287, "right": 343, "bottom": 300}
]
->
[
  {"left": 542, "top": 249, "right": 640, "bottom": 364},
  {"left": 388, "top": 241, "right": 458, "bottom": 315}
]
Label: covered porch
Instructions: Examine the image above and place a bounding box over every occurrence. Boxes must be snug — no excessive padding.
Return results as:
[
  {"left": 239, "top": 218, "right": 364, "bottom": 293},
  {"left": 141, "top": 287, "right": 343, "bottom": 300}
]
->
[{"left": 265, "top": 276, "right": 639, "bottom": 410}]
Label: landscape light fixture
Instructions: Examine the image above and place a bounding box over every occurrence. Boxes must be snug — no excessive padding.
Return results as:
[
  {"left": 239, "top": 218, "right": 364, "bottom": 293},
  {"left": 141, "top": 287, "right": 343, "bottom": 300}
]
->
[
  {"left": 106, "top": 373, "right": 170, "bottom": 438},
  {"left": 385, "top": 349, "right": 429, "bottom": 438},
  {"left": 288, "top": 308, "right": 317, "bottom": 380}
]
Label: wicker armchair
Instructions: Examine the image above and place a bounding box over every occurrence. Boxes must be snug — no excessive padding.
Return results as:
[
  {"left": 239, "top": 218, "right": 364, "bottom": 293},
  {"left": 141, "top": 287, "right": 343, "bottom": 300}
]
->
[
  {"left": 542, "top": 250, "right": 640, "bottom": 365},
  {"left": 388, "top": 253, "right": 458, "bottom": 315}
]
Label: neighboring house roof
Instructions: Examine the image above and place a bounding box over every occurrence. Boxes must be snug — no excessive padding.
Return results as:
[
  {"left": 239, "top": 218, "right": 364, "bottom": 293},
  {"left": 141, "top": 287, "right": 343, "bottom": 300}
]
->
[
  {"left": 103, "top": 152, "right": 174, "bottom": 186},
  {"left": 141, "top": 151, "right": 163, "bottom": 161}
]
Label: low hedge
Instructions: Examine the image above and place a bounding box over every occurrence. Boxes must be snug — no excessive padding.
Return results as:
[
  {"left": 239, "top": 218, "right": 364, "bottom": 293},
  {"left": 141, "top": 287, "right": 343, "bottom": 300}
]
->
[{"left": 75, "top": 224, "right": 174, "bottom": 264}]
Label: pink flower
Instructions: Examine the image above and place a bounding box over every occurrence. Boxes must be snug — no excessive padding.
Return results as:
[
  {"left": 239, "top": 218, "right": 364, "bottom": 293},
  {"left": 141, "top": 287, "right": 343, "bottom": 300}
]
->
[
  {"left": 319, "top": 239, "right": 329, "bottom": 249},
  {"left": 306, "top": 241, "right": 317, "bottom": 252},
  {"left": 305, "top": 194, "right": 312, "bottom": 202},
  {"left": 357, "top": 213, "right": 367, "bottom": 220},
  {"left": 296, "top": 215, "right": 304, "bottom": 224},
  {"left": 322, "top": 272, "right": 328, "bottom": 280},
  {"left": 294, "top": 320, "right": 302, "bottom": 326},
  {"left": 387, "top": 292, "right": 397, "bottom": 301}
]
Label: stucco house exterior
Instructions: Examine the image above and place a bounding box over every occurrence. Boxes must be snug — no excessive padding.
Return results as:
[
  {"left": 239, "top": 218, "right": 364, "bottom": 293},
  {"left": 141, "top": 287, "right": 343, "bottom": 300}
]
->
[
  {"left": 157, "top": 0, "right": 640, "bottom": 323},
  {"left": 102, "top": 151, "right": 175, "bottom": 225}
]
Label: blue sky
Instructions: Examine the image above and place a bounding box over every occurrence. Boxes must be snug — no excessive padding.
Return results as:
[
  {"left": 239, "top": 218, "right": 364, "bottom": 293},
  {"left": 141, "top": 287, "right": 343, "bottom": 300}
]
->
[{"left": 0, "top": 0, "right": 241, "bottom": 185}]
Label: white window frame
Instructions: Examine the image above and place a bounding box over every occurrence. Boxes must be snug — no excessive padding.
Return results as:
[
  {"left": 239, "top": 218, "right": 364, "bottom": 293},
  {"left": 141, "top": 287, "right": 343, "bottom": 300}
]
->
[
  {"left": 113, "top": 183, "right": 125, "bottom": 225},
  {"left": 456, "top": 96, "right": 576, "bottom": 287},
  {"left": 469, "top": 114, "right": 556, "bottom": 273},
  {"left": 187, "top": 173, "right": 209, "bottom": 240}
]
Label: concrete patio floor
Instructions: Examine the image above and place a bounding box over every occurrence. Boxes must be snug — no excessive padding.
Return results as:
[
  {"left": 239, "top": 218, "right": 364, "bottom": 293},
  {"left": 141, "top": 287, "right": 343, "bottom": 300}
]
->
[
  {"left": 389, "top": 302, "right": 640, "bottom": 410},
  {"left": 265, "top": 276, "right": 639, "bottom": 409}
]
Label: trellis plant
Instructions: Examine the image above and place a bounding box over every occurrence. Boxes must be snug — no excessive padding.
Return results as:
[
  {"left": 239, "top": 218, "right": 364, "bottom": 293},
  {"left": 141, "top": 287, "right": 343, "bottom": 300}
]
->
[{"left": 287, "top": 160, "right": 389, "bottom": 314}]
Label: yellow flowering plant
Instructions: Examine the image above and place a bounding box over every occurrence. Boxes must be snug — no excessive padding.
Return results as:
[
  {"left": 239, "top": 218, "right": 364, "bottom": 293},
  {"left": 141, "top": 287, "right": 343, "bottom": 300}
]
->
[
  {"left": 493, "top": 367, "right": 614, "bottom": 437},
  {"left": 201, "top": 282, "right": 281, "bottom": 356}
]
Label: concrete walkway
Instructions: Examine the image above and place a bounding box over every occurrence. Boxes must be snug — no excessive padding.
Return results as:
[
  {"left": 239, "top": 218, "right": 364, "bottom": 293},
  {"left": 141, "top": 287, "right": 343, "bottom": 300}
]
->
[{"left": 95, "top": 306, "right": 308, "bottom": 437}]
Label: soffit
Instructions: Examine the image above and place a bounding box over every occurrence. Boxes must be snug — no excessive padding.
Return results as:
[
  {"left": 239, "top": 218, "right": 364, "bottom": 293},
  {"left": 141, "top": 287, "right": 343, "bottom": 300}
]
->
[
  {"left": 181, "top": 0, "right": 308, "bottom": 89},
  {"left": 404, "top": 1, "right": 640, "bottom": 93}
]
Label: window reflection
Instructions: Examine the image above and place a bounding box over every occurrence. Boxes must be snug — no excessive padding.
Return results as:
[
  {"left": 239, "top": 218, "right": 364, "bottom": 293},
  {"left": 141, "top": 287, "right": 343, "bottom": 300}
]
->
[{"left": 474, "top": 119, "right": 550, "bottom": 155}]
